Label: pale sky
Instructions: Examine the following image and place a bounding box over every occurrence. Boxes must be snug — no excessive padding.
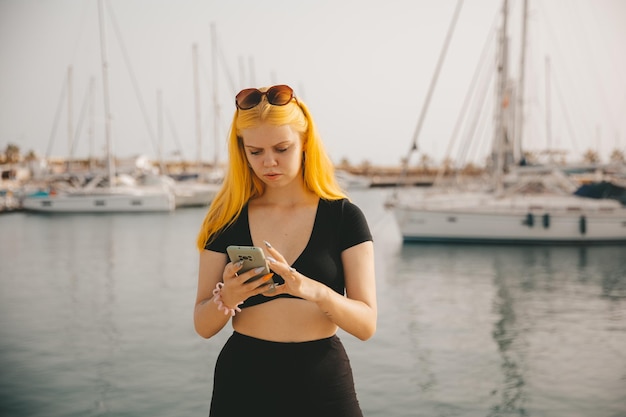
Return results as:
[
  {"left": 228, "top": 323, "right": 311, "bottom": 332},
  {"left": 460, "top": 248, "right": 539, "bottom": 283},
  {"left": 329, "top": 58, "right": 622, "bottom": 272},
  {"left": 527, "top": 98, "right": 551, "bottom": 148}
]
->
[{"left": 1, "top": 0, "right": 624, "bottom": 167}]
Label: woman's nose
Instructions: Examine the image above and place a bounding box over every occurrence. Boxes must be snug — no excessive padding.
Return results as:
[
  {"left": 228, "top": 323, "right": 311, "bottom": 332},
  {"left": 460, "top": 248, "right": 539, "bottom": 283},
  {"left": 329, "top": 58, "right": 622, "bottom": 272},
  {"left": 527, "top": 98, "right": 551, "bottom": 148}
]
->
[{"left": 263, "top": 152, "right": 278, "bottom": 166}]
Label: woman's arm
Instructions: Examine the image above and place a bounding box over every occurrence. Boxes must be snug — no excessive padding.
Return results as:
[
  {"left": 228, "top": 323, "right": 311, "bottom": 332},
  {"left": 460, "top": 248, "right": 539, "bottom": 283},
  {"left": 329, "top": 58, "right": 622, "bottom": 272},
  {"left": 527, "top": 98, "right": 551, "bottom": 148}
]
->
[
  {"left": 194, "top": 249, "right": 276, "bottom": 338},
  {"left": 265, "top": 241, "right": 377, "bottom": 341},
  {"left": 194, "top": 250, "right": 231, "bottom": 338}
]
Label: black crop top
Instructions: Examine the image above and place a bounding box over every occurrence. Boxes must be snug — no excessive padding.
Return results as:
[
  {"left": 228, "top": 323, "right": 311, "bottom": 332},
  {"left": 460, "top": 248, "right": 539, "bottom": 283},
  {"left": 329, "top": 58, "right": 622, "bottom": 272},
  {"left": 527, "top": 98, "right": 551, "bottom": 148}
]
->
[{"left": 204, "top": 198, "right": 372, "bottom": 309}]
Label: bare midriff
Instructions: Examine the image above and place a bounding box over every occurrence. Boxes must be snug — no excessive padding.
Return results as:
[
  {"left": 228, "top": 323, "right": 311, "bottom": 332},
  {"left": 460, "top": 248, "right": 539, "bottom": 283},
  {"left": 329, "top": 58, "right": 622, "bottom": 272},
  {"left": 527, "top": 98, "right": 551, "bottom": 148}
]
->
[{"left": 232, "top": 298, "right": 338, "bottom": 342}]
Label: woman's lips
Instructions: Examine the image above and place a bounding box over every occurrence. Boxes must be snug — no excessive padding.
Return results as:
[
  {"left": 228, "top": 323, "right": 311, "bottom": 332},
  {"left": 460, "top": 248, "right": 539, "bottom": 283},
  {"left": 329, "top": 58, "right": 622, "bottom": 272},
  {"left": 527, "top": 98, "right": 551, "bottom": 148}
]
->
[{"left": 264, "top": 172, "right": 281, "bottom": 180}]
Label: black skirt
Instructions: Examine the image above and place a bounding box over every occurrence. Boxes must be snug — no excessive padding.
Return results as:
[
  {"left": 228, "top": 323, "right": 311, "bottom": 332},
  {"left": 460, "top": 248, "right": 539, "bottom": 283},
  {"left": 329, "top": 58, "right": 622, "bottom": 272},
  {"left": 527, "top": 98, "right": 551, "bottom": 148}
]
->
[{"left": 209, "top": 331, "right": 363, "bottom": 417}]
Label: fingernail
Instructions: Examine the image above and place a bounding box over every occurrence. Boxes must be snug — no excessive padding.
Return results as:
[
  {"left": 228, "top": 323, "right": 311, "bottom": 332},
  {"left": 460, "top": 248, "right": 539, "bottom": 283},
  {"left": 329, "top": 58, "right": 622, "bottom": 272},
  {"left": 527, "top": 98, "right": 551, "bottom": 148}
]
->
[
  {"left": 263, "top": 240, "right": 272, "bottom": 248},
  {"left": 254, "top": 266, "right": 265, "bottom": 274},
  {"left": 267, "top": 256, "right": 277, "bottom": 263},
  {"left": 235, "top": 260, "right": 244, "bottom": 267},
  {"left": 261, "top": 273, "right": 274, "bottom": 282}
]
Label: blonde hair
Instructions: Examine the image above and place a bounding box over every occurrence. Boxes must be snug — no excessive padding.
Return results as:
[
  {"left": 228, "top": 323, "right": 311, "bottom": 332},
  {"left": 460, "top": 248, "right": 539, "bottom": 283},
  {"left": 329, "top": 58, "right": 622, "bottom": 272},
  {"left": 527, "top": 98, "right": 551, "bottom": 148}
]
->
[{"left": 196, "top": 91, "right": 346, "bottom": 250}]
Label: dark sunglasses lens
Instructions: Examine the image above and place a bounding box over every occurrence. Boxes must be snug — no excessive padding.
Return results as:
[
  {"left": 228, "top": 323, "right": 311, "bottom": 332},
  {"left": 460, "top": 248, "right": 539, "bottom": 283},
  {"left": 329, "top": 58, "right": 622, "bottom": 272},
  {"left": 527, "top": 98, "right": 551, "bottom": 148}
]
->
[
  {"left": 236, "top": 89, "right": 262, "bottom": 110},
  {"left": 266, "top": 85, "right": 293, "bottom": 106}
]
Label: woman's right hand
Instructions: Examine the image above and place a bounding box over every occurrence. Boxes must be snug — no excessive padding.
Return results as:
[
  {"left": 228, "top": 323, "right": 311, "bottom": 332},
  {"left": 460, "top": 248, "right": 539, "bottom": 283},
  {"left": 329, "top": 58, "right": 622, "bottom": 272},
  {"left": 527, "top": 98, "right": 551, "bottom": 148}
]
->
[
  {"left": 218, "top": 260, "right": 274, "bottom": 308},
  {"left": 195, "top": 250, "right": 273, "bottom": 338}
]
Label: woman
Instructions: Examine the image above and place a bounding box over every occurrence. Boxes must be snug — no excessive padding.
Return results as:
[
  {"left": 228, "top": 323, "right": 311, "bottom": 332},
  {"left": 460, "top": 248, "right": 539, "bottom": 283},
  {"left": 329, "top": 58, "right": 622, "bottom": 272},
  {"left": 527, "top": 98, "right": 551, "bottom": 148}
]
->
[{"left": 194, "top": 84, "right": 377, "bottom": 417}]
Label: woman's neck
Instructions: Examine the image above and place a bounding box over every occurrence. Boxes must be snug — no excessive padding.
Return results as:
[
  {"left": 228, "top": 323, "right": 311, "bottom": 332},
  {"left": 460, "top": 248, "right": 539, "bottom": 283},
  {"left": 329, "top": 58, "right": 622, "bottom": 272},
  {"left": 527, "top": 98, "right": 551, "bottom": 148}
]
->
[{"left": 254, "top": 180, "right": 317, "bottom": 208}]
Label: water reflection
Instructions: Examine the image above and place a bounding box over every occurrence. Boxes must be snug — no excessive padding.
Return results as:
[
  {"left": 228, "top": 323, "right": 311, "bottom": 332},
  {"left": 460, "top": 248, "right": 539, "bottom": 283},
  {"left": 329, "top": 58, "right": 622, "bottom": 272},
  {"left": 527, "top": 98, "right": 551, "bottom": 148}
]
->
[
  {"left": 95, "top": 215, "right": 117, "bottom": 413},
  {"left": 490, "top": 251, "right": 528, "bottom": 416},
  {"left": 48, "top": 215, "right": 120, "bottom": 413},
  {"left": 386, "top": 243, "right": 626, "bottom": 416}
]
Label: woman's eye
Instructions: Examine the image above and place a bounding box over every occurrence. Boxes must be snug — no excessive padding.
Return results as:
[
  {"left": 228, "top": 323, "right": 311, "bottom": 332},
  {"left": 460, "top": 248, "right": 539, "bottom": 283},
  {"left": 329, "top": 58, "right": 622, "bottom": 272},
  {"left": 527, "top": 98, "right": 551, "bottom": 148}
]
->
[
  {"left": 249, "top": 150, "right": 262, "bottom": 156},
  {"left": 276, "top": 147, "right": 288, "bottom": 153}
]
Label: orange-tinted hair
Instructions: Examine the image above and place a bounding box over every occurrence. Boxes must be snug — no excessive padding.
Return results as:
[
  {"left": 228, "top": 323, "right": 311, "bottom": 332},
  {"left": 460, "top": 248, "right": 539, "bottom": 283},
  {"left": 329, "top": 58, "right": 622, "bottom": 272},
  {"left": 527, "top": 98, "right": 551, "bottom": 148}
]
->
[{"left": 196, "top": 90, "right": 346, "bottom": 250}]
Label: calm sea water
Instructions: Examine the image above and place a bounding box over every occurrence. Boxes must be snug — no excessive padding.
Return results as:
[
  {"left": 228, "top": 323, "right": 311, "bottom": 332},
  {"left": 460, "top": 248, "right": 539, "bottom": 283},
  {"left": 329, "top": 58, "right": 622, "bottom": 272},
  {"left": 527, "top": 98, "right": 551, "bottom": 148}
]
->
[{"left": 1, "top": 188, "right": 625, "bottom": 417}]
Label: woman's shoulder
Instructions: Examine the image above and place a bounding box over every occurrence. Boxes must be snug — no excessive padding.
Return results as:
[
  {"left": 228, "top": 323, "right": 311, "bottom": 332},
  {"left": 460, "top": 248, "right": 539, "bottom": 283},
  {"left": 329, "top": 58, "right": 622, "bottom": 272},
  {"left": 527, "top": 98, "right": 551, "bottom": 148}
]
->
[
  {"left": 205, "top": 204, "right": 250, "bottom": 252},
  {"left": 319, "top": 198, "right": 369, "bottom": 225},
  {"left": 320, "top": 197, "right": 362, "bottom": 213},
  {"left": 319, "top": 198, "right": 372, "bottom": 246}
]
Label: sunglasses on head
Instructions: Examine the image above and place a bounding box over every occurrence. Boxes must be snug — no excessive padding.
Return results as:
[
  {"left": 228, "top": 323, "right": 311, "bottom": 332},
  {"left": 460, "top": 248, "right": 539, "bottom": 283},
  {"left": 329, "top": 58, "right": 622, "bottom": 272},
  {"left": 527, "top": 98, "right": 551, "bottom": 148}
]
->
[{"left": 235, "top": 84, "right": 296, "bottom": 110}]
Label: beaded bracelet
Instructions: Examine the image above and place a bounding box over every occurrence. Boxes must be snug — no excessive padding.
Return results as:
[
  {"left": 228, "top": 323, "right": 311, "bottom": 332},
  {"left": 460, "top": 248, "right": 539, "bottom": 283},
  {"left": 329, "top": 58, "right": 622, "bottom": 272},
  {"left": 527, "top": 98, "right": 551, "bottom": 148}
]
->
[{"left": 212, "top": 282, "right": 243, "bottom": 317}]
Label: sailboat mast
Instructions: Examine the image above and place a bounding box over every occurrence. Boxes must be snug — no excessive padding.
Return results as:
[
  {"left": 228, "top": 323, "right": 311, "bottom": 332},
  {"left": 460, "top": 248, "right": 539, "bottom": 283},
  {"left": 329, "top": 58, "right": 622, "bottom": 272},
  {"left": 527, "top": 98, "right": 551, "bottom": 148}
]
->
[
  {"left": 545, "top": 56, "right": 552, "bottom": 163},
  {"left": 67, "top": 66, "right": 73, "bottom": 172},
  {"left": 394, "top": 0, "right": 462, "bottom": 190},
  {"left": 407, "top": 0, "right": 463, "bottom": 161},
  {"left": 157, "top": 89, "right": 165, "bottom": 173},
  {"left": 97, "top": 0, "right": 114, "bottom": 187},
  {"left": 515, "top": 0, "right": 528, "bottom": 165},
  {"left": 88, "top": 77, "right": 95, "bottom": 171},
  {"left": 494, "top": 0, "right": 509, "bottom": 193},
  {"left": 192, "top": 43, "right": 202, "bottom": 174},
  {"left": 515, "top": 0, "right": 529, "bottom": 164},
  {"left": 210, "top": 22, "right": 220, "bottom": 173}
]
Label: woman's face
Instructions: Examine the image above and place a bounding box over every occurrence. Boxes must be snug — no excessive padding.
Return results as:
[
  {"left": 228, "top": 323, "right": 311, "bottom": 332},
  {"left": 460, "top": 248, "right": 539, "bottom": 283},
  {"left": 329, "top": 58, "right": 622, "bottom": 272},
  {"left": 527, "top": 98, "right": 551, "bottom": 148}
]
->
[{"left": 240, "top": 123, "right": 303, "bottom": 189}]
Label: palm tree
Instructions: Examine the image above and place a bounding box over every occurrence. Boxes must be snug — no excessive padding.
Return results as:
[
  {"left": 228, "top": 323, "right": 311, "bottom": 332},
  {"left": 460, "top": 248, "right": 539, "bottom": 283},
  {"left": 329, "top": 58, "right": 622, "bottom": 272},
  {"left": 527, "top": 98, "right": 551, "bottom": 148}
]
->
[
  {"left": 609, "top": 148, "right": 625, "bottom": 164},
  {"left": 582, "top": 149, "right": 600, "bottom": 164},
  {"left": 3, "top": 143, "right": 21, "bottom": 163}
]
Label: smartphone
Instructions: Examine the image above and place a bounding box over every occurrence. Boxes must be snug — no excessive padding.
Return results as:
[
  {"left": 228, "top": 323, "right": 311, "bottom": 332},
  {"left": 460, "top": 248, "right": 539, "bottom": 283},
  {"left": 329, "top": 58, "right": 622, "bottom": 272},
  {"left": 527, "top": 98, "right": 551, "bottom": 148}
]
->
[{"left": 226, "top": 245, "right": 273, "bottom": 284}]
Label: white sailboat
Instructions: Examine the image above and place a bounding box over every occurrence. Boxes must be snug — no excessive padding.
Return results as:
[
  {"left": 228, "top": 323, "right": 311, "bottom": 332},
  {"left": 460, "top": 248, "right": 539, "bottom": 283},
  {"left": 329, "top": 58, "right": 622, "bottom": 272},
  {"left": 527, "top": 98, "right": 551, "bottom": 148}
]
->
[
  {"left": 23, "top": 0, "right": 174, "bottom": 213},
  {"left": 390, "top": 185, "right": 626, "bottom": 243},
  {"left": 22, "top": 186, "right": 174, "bottom": 213},
  {"left": 386, "top": 0, "right": 626, "bottom": 244},
  {"left": 22, "top": 173, "right": 175, "bottom": 213}
]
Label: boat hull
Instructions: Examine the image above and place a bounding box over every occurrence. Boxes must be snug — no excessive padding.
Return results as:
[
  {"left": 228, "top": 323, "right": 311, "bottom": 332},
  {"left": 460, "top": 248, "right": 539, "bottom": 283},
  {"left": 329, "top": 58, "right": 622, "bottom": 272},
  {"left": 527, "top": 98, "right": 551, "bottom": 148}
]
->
[
  {"left": 391, "top": 194, "right": 626, "bottom": 244},
  {"left": 22, "top": 190, "right": 175, "bottom": 213}
]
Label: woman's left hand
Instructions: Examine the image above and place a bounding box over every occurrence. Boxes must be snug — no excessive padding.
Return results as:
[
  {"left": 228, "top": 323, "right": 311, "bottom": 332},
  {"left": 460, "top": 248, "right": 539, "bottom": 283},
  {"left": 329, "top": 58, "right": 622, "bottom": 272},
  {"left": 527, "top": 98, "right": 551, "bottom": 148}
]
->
[{"left": 263, "top": 240, "right": 326, "bottom": 302}]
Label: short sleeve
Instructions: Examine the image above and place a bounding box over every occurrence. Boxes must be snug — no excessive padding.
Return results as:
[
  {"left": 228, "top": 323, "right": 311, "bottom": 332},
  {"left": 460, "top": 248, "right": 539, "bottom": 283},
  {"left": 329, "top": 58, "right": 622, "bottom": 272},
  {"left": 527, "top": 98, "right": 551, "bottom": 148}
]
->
[
  {"left": 338, "top": 199, "right": 373, "bottom": 251},
  {"left": 204, "top": 224, "right": 231, "bottom": 253},
  {"left": 203, "top": 206, "right": 252, "bottom": 253}
]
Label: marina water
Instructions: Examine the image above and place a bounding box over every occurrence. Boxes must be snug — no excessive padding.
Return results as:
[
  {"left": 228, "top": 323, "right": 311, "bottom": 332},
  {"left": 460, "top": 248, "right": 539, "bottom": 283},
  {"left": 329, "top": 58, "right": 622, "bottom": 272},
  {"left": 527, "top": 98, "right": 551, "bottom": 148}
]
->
[{"left": 1, "top": 188, "right": 625, "bottom": 417}]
